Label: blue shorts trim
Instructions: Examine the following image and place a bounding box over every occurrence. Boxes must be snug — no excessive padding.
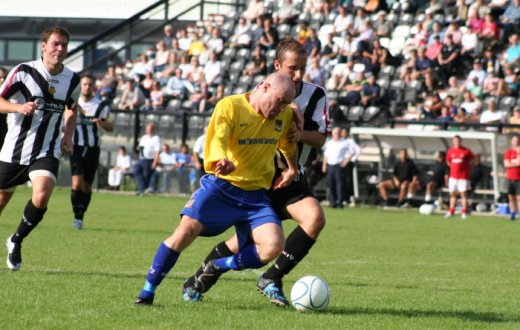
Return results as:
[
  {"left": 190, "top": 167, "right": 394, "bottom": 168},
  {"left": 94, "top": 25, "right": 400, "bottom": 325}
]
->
[{"left": 181, "top": 174, "right": 281, "bottom": 248}]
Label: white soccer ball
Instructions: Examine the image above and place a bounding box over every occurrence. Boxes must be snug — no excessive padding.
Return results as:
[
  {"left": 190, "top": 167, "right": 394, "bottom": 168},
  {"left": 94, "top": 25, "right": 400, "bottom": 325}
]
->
[
  {"left": 290, "top": 275, "right": 330, "bottom": 312},
  {"left": 419, "top": 203, "right": 435, "bottom": 215}
]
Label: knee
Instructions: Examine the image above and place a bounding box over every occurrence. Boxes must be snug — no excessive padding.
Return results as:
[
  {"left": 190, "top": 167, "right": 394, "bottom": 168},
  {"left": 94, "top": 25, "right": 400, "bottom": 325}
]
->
[
  {"left": 32, "top": 192, "right": 50, "bottom": 208},
  {"left": 256, "top": 237, "right": 284, "bottom": 263}
]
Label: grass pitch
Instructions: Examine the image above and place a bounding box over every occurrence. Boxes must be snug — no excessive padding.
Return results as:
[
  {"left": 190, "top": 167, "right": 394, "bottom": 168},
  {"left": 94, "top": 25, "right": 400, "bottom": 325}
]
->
[{"left": 1, "top": 187, "right": 520, "bottom": 329}]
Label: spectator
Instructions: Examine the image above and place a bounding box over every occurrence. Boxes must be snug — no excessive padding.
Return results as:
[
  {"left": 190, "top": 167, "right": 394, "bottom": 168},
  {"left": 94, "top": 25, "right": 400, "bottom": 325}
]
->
[
  {"left": 424, "top": 151, "right": 449, "bottom": 203},
  {"left": 162, "top": 24, "right": 175, "bottom": 49},
  {"left": 203, "top": 51, "right": 222, "bottom": 86},
  {"left": 131, "top": 54, "right": 154, "bottom": 81},
  {"left": 501, "top": 0, "right": 520, "bottom": 41},
  {"left": 482, "top": 69, "right": 500, "bottom": 97},
  {"left": 192, "top": 127, "right": 207, "bottom": 186},
  {"left": 445, "top": 135, "right": 474, "bottom": 219},
  {"left": 229, "top": 17, "right": 253, "bottom": 48},
  {"left": 201, "top": 83, "right": 225, "bottom": 112},
  {"left": 304, "top": 28, "right": 321, "bottom": 58},
  {"left": 480, "top": 100, "right": 505, "bottom": 131},
  {"left": 250, "top": 15, "right": 265, "bottom": 47},
  {"left": 503, "top": 33, "right": 520, "bottom": 70},
  {"left": 320, "top": 33, "right": 340, "bottom": 67},
  {"left": 176, "top": 143, "right": 193, "bottom": 195},
  {"left": 460, "top": 25, "right": 480, "bottom": 64},
  {"left": 108, "top": 146, "right": 132, "bottom": 190},
  {"left": 187, "top": 56, "right": 205, "bottom": 88},
  {"left": 428, "top": 22, "right": 445, "bottom": 45},
  {"left": 188, "top": 33, "right": 206, "bottom": 57},
  {"left": 468, "top": 153, "right": 491, "bottom": 200},
  {"left": 425, "top": 35, "right": 443, "bottom": 62},
  {"left": 304, "top": 56, "right": 327, "bottom": 87},
  {"left": 352, "top": 7, "right": 369, "bottom": 37},
  {"left": 177, "top": 29, "right": 192, "bottom": 52},
  {"left": 339, "top": 71, "right": 365, "bottom": 106},
  {"left": 165, "top": 68, "right": 195, "bottom": 101},
  {"left": 374, "top": 11, "right": 392, "bottom": 38},
  {"left": 436, "top": 106, "right": 454, "bottom": 123},
  {"left": 297, "top": 20, "right": 311, "bottom": 44},
  {"left": 479, "top": 13, "right": 500, "bottom": 46},
  {"left": 361, "top": 73, "right": 380, "bottom": 107},
  {"left": 340, "top": 128, "right": 361, "bottom": 206},
  {"left": 118, "top": 79, "right": 147, "bottom": 111},
  {"left": 446, "top": 21, "right": 463, "bottom": 45},
  {"left": 412, "top": 47, "right": 434, "bottom": 91},
  {"left": 258, "top": 17, "right": 279, "bottom": 51},
  {"left": 243, "top": 45, "right": 267, "bottom": 76},
  {"left": 322, "top": 127, "right": 351, "bottom": 208},
  {"left": 497, "top": 65, "right": 519, "bottom": 96},
  {"left": 507, "top": 106, "right": 520, "bottom": 133},
  {"left": 468, "top": 0, "right": 490, "bottom": 20},
  {"left": 134, "top": 123, "right": 161, "bottom": 196},
  {"left": 242, "top": 0, "right": 265, "bottom": 22},
  {"left": 462, "top": 60, "right": 486, "bottom": 91},
  {"left": 141, "top": 71, "right": 155, "bottom": 92},
  {"left": 332, "top": 6, "right": 353, "bottom": 37},
  {"left": 504, "top": 135, "right": 520, "bottom": 220},
  {"left": 154, "top": 40, "right": 171, "bottom": 74},
  {"left": 206, "top": 27, "right": 224, "bottom": 56},
  {"left": 273, "top": 0, "right": 298, "bottom": 24},
  {"left": 437, "top": 34, "right": 461, "bottom": 84},
  {"left": 337, "top": 32, "right": 356, "bottom": 63},
  {"left": 98, "top": 65, "right": 119, "bottom": 102},
  {"left": 378, "top": 149, "right": 419, "bottom": 208},
  {"left": 149, "top": 81, "right": 165, "bottom": 111},
  {"left": 446, "top": 76, "right": 464, "bottom": 105},
  {"left": 151, "top": 144, "right": 177, "bottom": 194}
]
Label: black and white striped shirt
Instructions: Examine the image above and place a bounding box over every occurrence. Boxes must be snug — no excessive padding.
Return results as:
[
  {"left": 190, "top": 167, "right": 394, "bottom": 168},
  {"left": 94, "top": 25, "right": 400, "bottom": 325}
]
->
[
  {"left": 292, "top": 81, "right": 331, "bottom": 169},
  {"left": 74, "top": 97, "right": 110, "bottom": 147},
  {"left": 0, "top": 59, "right": 80, "bottom": 165}
]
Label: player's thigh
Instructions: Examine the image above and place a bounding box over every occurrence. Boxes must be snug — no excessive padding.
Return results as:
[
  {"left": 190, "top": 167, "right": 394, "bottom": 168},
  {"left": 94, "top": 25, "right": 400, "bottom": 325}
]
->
[
  {"left": 164, "top": 215, "right": 205, "bottom": 251},
  {"left": 250, "top": 222, "right": 284, "bottom": 260},
  {"left": 28, "top": 158, "right": 59, "bottom": 207}
]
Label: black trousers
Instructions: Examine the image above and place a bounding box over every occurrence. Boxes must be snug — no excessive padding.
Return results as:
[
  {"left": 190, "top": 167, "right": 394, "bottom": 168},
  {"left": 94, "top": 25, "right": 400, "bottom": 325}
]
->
[{"left": 327, "top": 164, "right": 344, "bottom": 208}]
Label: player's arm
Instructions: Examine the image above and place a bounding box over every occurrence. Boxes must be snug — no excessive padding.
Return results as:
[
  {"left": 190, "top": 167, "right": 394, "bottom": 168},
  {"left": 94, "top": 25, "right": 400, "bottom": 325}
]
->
[
  {"left": 204, "top": 101, "right": 232, "bottom": 173},
  {"left": 61, "top": 104, "right": 78, "bottom": 155},
  {"left": 274, "top": 112, "right": 298, "bottom": 189},
  {"left": 0, "top": 98, "right": 37, "bottom": 115}
]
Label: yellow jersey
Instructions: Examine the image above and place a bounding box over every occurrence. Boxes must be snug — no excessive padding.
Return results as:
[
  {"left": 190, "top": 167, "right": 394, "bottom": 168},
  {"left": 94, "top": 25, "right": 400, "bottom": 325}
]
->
[{"left": 204, "top": 93, "right": 296, "bottom": 191}]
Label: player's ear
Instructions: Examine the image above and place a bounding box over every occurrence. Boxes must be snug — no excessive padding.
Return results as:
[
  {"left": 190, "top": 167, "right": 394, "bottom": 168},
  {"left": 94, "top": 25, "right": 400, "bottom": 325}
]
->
[{"left": 273, "top": 60, "right": 280, "bottom": 71}]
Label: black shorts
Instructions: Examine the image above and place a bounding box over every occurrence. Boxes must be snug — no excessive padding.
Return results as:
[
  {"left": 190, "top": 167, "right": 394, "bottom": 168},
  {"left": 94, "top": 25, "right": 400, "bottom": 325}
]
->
[
  {"left": 0, "top": 157, "right": 60, "bottom": 190},
  {"left": 507, "top": 179, "right": 520, "bottom": 195},
  {"left": 70, "top": 146, "right": 100, "bottom": 184},
  {"left": 267, "top": 173, "right": 315, "bottom": 220}
]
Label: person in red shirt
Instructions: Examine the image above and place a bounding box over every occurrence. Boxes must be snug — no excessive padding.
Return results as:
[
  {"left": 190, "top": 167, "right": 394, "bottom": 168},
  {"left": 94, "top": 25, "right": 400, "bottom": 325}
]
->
[
  {"left": 445, "top": 135, "right": 474, "bottom": 219},
  {"left": 504, "top": 135, "right": 520, "bottom": 220}
]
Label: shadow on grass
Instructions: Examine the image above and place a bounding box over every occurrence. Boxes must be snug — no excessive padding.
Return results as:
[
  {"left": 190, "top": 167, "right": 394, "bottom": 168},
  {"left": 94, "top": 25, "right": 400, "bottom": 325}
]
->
[{"left": 322, "top": 306, "right": 519, "bottom": 323}]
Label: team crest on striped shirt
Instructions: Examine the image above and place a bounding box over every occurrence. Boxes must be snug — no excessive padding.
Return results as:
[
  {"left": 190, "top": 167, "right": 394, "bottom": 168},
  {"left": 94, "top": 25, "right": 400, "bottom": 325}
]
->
[
  {"left": 275, "top": 120, "right": 282, "bottom": 132},
  {"left": 48, "top": 85, "right": 56, "bottom": 95}
]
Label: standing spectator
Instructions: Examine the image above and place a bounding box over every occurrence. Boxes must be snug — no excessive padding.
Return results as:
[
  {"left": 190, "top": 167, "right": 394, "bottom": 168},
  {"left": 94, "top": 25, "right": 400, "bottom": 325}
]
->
[
  {"left": 340, "top": 128, "right": 361, "bottom": 206},
  {"left": 424, "top": 151, "right": 449, "bottom": 203},
  {"left": 445, "top": 135, "right": 474, "bottom": 219},
  {"left": 108, "top": 146, "right": 132, "bottom": 190},
  {"left": 70, "top": 75, "right": 114, "bottom": 230},
  {"left": 134, "top": 123, "right": 161, "bottom": 196},
  {"left": 0, "top": 26, "right": 79, "bottom": 271},
  {"left": 192, "top": 127, "right": 207, "bottom": 186},
  {"left": 176, "top": 143, "right": 193, "bottom": 195},
  {"left": 378, "top": 149, "right": 419, "bottom": 208},
  {"left": 322, "top": 127, "right": 350, "bottom": 208},
  {"left": 504, "top": 135, "right": 520, "bottom": 220}
]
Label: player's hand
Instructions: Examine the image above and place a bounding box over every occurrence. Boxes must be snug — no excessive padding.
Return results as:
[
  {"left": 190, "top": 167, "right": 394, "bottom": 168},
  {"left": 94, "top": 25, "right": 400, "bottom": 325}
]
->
[
  {"left": 17, "top": 102, "right": 37, "bottom": 116},
  {"left": 215, "top": 158, "right": 235, "bottom": 177},
  {"left": 61, "top": 138, "right": 73, "bottom": 155},
  {"left": 273, "top": 168, "right": 295, "bottom": 190},
  {"left": 287, "top": 123, "right": 301, "bottom": 143},
  {"left": 290, "top": 103, "right": 303, "bottom": 132}
]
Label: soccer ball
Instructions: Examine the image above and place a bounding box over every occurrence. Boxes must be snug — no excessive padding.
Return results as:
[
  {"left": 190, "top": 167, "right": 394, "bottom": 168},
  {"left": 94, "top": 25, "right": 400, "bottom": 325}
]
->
[
  {"left": 419, "top": 203, "right": 435, "bottom": 215},
  {"left": 290, "top": 275, "right": 330, "bottom": 312}
]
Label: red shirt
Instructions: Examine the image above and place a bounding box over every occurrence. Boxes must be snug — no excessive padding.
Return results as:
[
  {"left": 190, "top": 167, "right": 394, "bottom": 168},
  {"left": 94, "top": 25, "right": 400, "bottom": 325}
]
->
[
  {"left": 504, "top": 148, "right": 520, "bottom": 180},
  {"left": 447, "top": 146, "right": 473, "bottom": 179}
]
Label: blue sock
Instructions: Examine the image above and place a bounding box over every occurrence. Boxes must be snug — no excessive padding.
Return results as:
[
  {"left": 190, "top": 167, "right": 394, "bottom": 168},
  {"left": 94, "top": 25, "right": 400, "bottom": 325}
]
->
[
  {"left": 510, "top": 212, "right": 516, "bottom": 220},
  {"left": 213, "top": 244, "right": 265, "bottom": 271},
  {"left": 139, "top": 243, "right": 180, "bottom": 298}
]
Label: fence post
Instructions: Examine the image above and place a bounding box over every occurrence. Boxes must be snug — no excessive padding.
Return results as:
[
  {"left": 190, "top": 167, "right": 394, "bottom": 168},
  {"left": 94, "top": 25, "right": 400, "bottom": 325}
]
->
[{"left": 133, "top": 109, "right": 141, "bottom": 154}]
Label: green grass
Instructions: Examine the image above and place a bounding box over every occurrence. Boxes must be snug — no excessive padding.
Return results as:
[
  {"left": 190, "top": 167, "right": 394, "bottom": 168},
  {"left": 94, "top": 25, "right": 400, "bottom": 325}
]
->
[{"left": 1, "top": 187, "right": 520, "bottom": 329}]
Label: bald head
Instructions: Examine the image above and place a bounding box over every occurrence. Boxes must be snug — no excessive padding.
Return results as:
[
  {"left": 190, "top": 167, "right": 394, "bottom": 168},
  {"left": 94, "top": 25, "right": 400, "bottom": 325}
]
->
[{"left": 251, "top": 72, "right": 296, "bottom": 119}]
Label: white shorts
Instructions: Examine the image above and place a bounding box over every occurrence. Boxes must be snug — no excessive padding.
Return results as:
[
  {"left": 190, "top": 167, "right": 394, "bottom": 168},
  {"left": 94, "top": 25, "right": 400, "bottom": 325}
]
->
[{"left": 448, "top": 178, "right": 470, "bottom": 193}]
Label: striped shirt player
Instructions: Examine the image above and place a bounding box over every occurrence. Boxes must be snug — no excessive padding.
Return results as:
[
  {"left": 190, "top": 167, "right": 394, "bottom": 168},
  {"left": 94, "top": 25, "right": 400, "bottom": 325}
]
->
[
  {"left": 0, "top": 26, "right": 79, "bottom": 271},
  {"left": 70, "top": 75, "right": 113, "bottom": 230},
  {"left": 183, "top": 38, "right": 331, "bottom": 306}
]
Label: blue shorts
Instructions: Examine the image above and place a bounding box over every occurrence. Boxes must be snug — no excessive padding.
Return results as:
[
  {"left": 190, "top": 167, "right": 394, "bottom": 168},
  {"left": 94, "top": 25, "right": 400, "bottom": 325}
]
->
[{"left": 181, "top": 174, "right": 281, "bottom": 249}]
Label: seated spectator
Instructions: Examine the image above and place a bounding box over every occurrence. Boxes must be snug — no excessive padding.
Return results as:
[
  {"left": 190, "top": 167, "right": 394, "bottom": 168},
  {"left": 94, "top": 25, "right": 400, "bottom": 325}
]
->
[
  {"left": 355, "top": 20, "right": 375, "bottom": 54},
  {"left": 424, "top": 151, "right": 449, "bottom": 203},
  {"left": 229, "top": 17, "right": 253, "bottom": 48},
  {"left": 507, "top": 106, "right": 520, "bottom": 133},
  {"left": 98, "top": 65, "right": 119, "bottom": 102},
  {"left": 242, "top": 0, "right": 265, "bottom": 22},
  {"left": 400, "top": 49, "right": 418, "bottom": 83},
  {"left": 460, "top": 25, "right": 480, "bottom": 64},
  {"left": 437, "top": 35, "right": 461, "bottom": 84},
  {"left": 445, "top": 76, "right": 464, "bottom": 105},
  {"left": 468, "top": 0, "right": 490, "bottom": 22},
  {"left": 503, "top": 33, "right": 520, "bottom": 70},
  {"left": 304, "top": 28, "right": 321, "bottom": 58},
  {"left": 501, "top": 0, "right": 520, "bottom": 48},
  {"left": 206, "top": 27, "right": 224, "bottom": 56},
  {"left": 444, "top": 95, "right": 459, "bottom": 117},
  {"left": 436, "top": 106, "right": 455, "bottom": 123},
  {"left": 446, "top": 21, "right": 463, "bottom": 45},
  {"left": 361, "top": 73, "right": 380, "bottom": 107},
  {"left": 304, "top": 56, "right": 327, "bottom": 87},
  {"left": 422, "top": 92, "right": 443, "bottom": 119},
  {"left": 407, "top": 22, "right": 429, "bottom": 49},
  {"left": 187, "top": 56, "right": 205, "bottom": 88},
  {"left": 250, "top": 16, "right": 265, "bottom": 47},
  {"left": 273, "top": 0, "right": 299, "bottom": 25},
  {"left": 153, "top": 40, "right": 171, "bottom": 74},
  {"left": 460, "top": 90, "right": 481, "bottom": 115},
  {"left": 467, "top": 10, "right": 485, "bottom": 34},
  {"left": 162, "top": 24, "right": 175, "bottom": 49},
  {"left": 337, "top": 32, "right": 357, "bottom": 63},
  {"left": 412, "top": 47, "right": 434, "bottom": 91},
  {"left": 131, "top": 54, "right": 154, "bottom": 81},
  {"left": 177, "top": 29, "right": 192, "bottom": 52},
  {"left": 340, "top": 71, "right": 366, "bottom": 106},
  {"left": 243, "top": 45, "right": 267, "bottom": 77},
  {"left": 479, "top": 13, "right": 500, "bottom": 46},
  {"left": 258, "top": 17, "right": 280, "bottom": 51},
  {"left": 108, "top": 146, "right": 132, "bottom": 190},
  {"left": 165, "top": 68, "right": 195, "bottom": 101},
  {"left": 297, "top": 20, "right": 311, "bottom": 44},
  {"left": 497, "top": 65, "right": 519, "bottom": 96},
  {"left": 428, "top": 22, "right": 445, "bottom": 45},
  {"left": 328, "top": 60, "right": 355, "bottom": 91},
  {"left": 203, "top": 51, "right": 222, "bottom": 86},
  {"left": 480, "top": 100, "right": 506, "bottom": 131},
  {"left": 332, "top": 6, "right": 352, "bottom": 37},
  {"left": 118, "top": 79, "right": 147, "bottom": 111},
  {"left": 320, "top": 33, "right": 340, "bottom": 67},
  {"left": 141, "top": 72, "right": 155, "bottom": 92},
  {"left": 425, "top": 35, "right": 443, "bottom": 62},
  {"left": 378, "top": 148, "right": 420, "bottom": 208},
  {"left": 462, "top": 60, "right": 486, "bottom": 91},
  {"left": 373, "top": 10, "right": 392, "bottom": 38},
  {"left": 188, "top": 33, "right": 206, "bottom": 57},
  {"left": 200, "top": 83, "right": 224, "bottom": 113},
  {"left": 148, "top": 81, "right": 164, "bottom": 111},
  {"left": 482, "top": 69, "right": 500, "bottom": 97},
  {"left": 352, "top": 7, "right": 369, "bottom": 37}
]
